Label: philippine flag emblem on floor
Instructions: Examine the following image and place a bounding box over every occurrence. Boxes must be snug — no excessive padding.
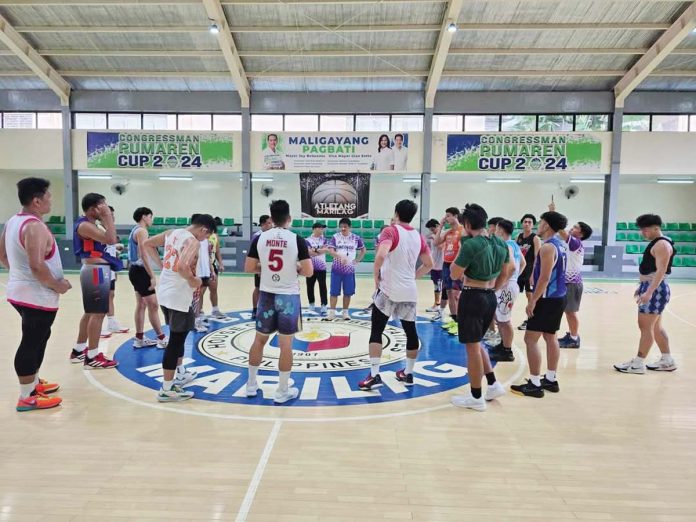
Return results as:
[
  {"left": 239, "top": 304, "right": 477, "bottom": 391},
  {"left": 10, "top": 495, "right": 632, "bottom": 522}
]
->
[{"left": 270, "top": 327, "right": 351, "bottom": 352}]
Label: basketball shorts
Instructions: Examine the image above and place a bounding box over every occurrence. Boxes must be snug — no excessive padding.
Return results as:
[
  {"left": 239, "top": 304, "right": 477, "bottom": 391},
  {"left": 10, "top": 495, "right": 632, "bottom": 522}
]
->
[
  {"left": 565, "top": 282, "right": 583, "bottom": 313},
  {"left": 256, "top": 291, "right": 302, "bottom": 336},
  {"left": 637, "top": 280, "right": 671, "bottom": 315},
  {"left": 442, "top": 262, "right": 462, "bottom": 292},
  {"left": 128, "top": 264, "right": 156, "bottom": 298},
  {"left": 80, "top": 264, "right": 111, "bottom": 314},
  {"left": 430, "top": 269, "right": 443, "bottom": 292},
  {"left": 374, "top": 290, "right": 417, "bottom": 322},
  {"left": 330, "top": 271, "right": 356, "bottom": 297},
  {"left": 160, "top": 305, "right": 195, "bottom": 333},
  {"left": 517, "top": 276, "right": 532, "bottom": 293},
  {"left": 495, "top": 280, "right": 520, "bottom": 323},
  {"left": 200, "top": 277, "right": 211, "bottom": 288},
  {"left": 457, "top": 288, "right": 497, "bottom": 344},
  {"left": 526, "top": 296, "right": 567, "bottom": 334}
]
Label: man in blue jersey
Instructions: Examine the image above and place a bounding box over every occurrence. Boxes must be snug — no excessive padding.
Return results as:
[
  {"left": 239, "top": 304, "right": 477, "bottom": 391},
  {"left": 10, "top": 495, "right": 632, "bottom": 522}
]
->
[{"left": 511, "top": 211, "right": 568, "bottom": 398}]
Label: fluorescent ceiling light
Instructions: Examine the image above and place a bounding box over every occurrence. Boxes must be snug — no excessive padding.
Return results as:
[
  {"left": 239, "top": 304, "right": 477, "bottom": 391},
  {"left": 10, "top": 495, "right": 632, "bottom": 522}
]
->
[
  {"left": 402, "top": 178, "right": 421, "bottom": 183},
  {"left": 570, "top": 178, "right": 604, "bottom": 183},
  {"left": 159, "top": 175, "right": 193, "bottom": 181},
  {"left": 486, "top": 178, "right": 521, "bottom": 183},
  {"left": 209, "top": 22, "right": 219, "bottom": 34},
  {"left": 252, "top": 176, "right": 273, "bottom": 182},
  {"left": 78, "top": 173, "right": 112, "bottom": 179},
  {"left": 656, "top": 178, "right": 694, "bottom": 184},
  {"left": 447, "top": 21, "right": 457, "bottom": 33}
]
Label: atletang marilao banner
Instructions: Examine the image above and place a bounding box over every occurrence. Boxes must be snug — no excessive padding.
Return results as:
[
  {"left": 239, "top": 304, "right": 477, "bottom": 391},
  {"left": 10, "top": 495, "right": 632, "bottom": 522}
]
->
[
  {"left": 86, "top": 132, "right": 234, "bottom": 169},
  {"left": 299, "top": 172, "right": 371, "bottom": 219},
  {"left": 261, "top": 133, "right": 410, "bottom": 172},
  {"left": 446, "top": 133, "right": 602, "bottom": 172}
]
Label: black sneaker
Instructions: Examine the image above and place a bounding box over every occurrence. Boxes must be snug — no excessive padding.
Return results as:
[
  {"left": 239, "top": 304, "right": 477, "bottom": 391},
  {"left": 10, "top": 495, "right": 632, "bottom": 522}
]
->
[
  {"left": 488, "top": 343, "right": 515, "bottom": 362},
  {"left": 358, "top": 373, "right": 383, "bottom": 390},
  {"left": 540, "top": 376, "right": 560, "bottom": 393},
  {"left": 395, "top": 369, "right": 414, "bottom": 386},
  {"left": 517, "top": 320, "right": 528, "bottom": 331},
  {"left": 510, "top": 379, "right": 544, "bottom": 398}
]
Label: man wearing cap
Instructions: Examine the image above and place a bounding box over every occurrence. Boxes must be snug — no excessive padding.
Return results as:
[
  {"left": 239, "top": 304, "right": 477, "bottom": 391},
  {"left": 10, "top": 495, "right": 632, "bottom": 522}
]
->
[{"left": 306, "top": 222, "right": 330, "bottom": 316}]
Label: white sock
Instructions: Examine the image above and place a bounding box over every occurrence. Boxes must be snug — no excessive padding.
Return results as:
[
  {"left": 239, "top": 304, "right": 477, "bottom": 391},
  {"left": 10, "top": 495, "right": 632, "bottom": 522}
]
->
[
  {"left": 545, "top": 370, "right": 557, "bottom": 382},
  {"left": 634, "top": 356, "right": 646, "bottom": 365},
  {"left": 278, "top": 371, "right": 290, "bottom": 391},
  {"left": 74, "top": 342, "right": 87, "bottom": 352},
  {"left": 405, "top": 358, "right": 416, "bottom": 375},
  {"left": 212, "top": 306, "right": 219, "bottom": 313},
  {"left": 87, "top": 348, "right": 99, "bottom": 359},
  {"left": 248, "top": 365, "right": 259, "bottom": 385},
  {"left": 569, "top": 334, "right": 579, "bottom": 340},
  {"left": 162, "top": 379, "right": 173, "bottom": 391},
  {"left": 19, "top": 382, "right": 35, "bottom": 399},
  {"left": 176, "top": 365, "right": 186, "bottom": 376},
  {"left": 530, "top": 375, "right": 541, "bottom": 387},
  {"left": 661, "top": 353, "right": 672, "bottom": 360},
  {"left": 370, "top": 357, "right": 381, "bottom": 377}
]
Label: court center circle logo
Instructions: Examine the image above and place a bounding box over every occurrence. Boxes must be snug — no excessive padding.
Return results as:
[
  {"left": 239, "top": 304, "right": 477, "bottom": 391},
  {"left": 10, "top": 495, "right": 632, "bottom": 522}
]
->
[{"left": 114, "top": 309, "right": 479, "bottom": 407}]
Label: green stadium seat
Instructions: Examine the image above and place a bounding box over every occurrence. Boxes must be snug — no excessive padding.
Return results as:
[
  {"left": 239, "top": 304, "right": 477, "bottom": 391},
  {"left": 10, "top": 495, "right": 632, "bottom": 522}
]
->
[
  {"left": 327, "top": 220, "right": 338, "bottom": 228},
  {"left": 303, "top": 219, "right": 313, "bottom": 228},
  {"left": 316, "top": 219, "right": 326, "bottom": 226},
  {"left": 327, "top": 228, "right": 338, "bottom": 236},
  {"left": 678, "top": 223, "right": 691, "bottom": 231},
  {"left": 628, "top": 233, "right": 642, "bottom": 242},
  {"left": 49, "top": 224, "right": 66, "bottom": 235},
  {"left": 638, "top": 244, "right": 647, "bottom": 254},
  {"left": 664, "top": 223, "right": 679, "bottom": 231},
  {"left": 374, "top": 219, "right": 385, "bottom": 229},
  {"left": 164, "top": 217, "right": 176, "bottom": 226},
  {"left": 682, "top": 245, "right": 696, "bottom": 255},
  {"left": 628, "top": 222, "right": 639, "bottom": 230},
  {"left": 153, "top": 217, "right": 164, "bottom": 225},
  {"left": 352, "top": 220, "right": 362, "bottom": 229},
  {"left": 175, "top": 217, "right": 188, "bottom": 226},
  {"left": 362, "top": 220, "right": 373, "bottom": 229},
  {"left": 222, "top": 218, "right": 233, "bottom": 226},
  {"left": 616, "top": 222, "right": 628, "bottom": 230},
  {"left": 291, "top": 219, "right": 302, "bottom": 227},
  {"left": 48, "top": 215, "right": 61, "bottom": 224},
  {"left": 364, "top": 239, "right": 376, "bottom": 250},
  {"left": 363, "top": 252, "right": 375, "bottom": 263},
  {"left": 684, "top": 257, "right": 696, "bottom": 267},
  {"left": 683, "top": 234, "right": 696, "bottom": 242},
  {"left": 672, "top": 256, "right": 684, "bottom": 267},
  {"left": 626, "top": 245, "right": 639, "bottom": 254},
  {"left": 616, "top": 232, "right": 627, "bottom": 241},
  {"left": 363, "top": 231, "right": 375, "bottom": 239}
]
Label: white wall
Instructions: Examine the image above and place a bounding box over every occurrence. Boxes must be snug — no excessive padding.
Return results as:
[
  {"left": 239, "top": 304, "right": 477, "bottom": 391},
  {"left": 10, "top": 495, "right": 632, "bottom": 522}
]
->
[
  {"left": 0, "top": 130, "right": 62, "bottom": 171},
  {"left": 622, "top": 133, "right": 696, "bottom": 175},
  {"left": 0, "top": 172, "right": 64, "bottom": 223}
]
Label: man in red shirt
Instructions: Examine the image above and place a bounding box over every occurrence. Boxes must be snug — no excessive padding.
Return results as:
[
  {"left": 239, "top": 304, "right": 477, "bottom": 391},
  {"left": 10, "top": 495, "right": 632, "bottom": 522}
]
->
[{"left": 434, "top": 207, "right": 464, "bottom": 335}]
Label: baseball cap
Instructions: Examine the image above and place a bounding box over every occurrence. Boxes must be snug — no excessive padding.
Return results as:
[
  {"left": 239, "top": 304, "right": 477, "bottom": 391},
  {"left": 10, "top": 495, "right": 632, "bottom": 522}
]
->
[{"left": 312, "top": 222, "right": 327, "bottom": 229}]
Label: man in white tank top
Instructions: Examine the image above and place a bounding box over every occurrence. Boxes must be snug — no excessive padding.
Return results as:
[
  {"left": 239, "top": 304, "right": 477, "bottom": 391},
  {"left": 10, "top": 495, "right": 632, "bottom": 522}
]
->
[
  {"left": 244, "top": 200, "right": 314, "bottom": 404},
  {"left": 358, "top": 200, "right": 433, "bottom": 391},
  {"left": 143, "top": 213, "right": 217, "bottom": 403},
  {"left": 0, "top": 177, "right": 71, "bottom": 412}
]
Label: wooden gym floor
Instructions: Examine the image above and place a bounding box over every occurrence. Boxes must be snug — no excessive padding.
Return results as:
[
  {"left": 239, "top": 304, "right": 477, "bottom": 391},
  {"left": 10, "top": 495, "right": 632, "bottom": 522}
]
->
[{"left": 0, "top": 273, "right": 695, "bottom": 522}]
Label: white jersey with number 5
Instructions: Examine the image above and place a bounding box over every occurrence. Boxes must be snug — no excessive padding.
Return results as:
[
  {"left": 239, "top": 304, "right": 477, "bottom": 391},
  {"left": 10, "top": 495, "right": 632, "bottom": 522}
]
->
[
  {"left": 250, "top": 227, "right": 309, "bottom": 295},
  {"left": 158, "top": 228, "right": 196, "bottom": 312}
]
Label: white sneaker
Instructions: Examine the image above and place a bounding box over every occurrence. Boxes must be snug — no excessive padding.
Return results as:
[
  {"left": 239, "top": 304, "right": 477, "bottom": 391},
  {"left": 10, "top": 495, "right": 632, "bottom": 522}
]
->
[
  {"left": 484, "top": 381, "right": 506, "bottom": 401},
  {"left": 174, "top": 369, "right": 198, "bottom": 387},
  {"left": 108, "top": 320, "right": 129, "bottom": 333},
  {"left": 342, "top": 310, "right": 350, "bottom": 321},
  {"left": 308, "top": 303, "right": 316, "bottom": 312},
  {"left": 614, "top": 358, "right": 646, "bottom": 374},
  {"left": 646, "top": 357, "right": 677, "bottom": 372},
  {"left": 451, "top": 393, "right": 486, "bottom": 411},
  {"left": 246, "top": 382, "right": 259, "bottom": 398},
  {"left": 326, "top": 310, "right": 336, "bottom": 321},
  {"left": 274, "top": 387, "right": 299, "bottom": 404},
  {"left": 157, "top": 385, "right": 194, "bottom": 402},
  {"left": 425, "top": 305, "right": 439, "bottom": 313},
  {"left": 133, "top": 337, "right": 157, "bottom": 349},
  {"left": 430, "top": 311, "right": 442, "bottom": 322},
  {"left": 99, "top": 329, "right": 112, "bottom": 339},
  {"left": 483, "top": 330, "right": 500, "bottom": 343},
  {"left": 438, "top": 313, "right": 449, "bottom": 324},
  {"left": 320, "top": 305, "right": 328, "bottom": 316},
  {"left": 156, "top": 336, "right": 169, "bottom": 349},
  {"left": 211, "top": 310, "right": 227, "bottom": 320},
  {"left": 194, "top": 319, "right": 208, "bottom": 333}
]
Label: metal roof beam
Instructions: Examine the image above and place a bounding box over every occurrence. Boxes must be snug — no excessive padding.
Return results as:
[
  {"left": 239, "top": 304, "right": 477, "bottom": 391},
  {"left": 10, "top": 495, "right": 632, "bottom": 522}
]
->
[
  {"left": 0, "top": 12, "right": 70, "bottom": 104},
  {"left": 615, "top": 1, "right": 696, "bottom": 107},
  {"left": 0, "top": 0, "right": 446, "bottom": 4},
  {"left": 201, "top": 0, "right": 250, "bottom": 107},
  {"left": 425, "top": 0, "right": 463, "bottom": 108}
]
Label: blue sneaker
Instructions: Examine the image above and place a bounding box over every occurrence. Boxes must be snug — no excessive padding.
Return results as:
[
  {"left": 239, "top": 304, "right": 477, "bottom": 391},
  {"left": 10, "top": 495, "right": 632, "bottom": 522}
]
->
[{"left": 558, "top": 332, "right": 580, "bottom": 349}]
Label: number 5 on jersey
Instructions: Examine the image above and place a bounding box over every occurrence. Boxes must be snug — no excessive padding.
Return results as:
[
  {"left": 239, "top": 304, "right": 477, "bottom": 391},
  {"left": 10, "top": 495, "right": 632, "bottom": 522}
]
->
[{"left": 268, "top": 248, "right": 284, "bottom": 271}]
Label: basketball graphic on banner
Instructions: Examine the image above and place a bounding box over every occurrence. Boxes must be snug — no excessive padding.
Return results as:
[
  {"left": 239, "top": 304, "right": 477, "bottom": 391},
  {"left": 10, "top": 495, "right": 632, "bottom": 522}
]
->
[{"left": 312, "top": 180, "right": 358, "bottom": 206}]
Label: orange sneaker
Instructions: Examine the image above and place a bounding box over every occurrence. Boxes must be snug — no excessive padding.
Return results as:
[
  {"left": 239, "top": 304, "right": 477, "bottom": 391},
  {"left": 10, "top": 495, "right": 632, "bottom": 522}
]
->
[
  {"left": 36, "top": 378, "right": 60, "bottom": 394},
  {"left": 16, "top": 392, "right": 62, "bottom": 412}
]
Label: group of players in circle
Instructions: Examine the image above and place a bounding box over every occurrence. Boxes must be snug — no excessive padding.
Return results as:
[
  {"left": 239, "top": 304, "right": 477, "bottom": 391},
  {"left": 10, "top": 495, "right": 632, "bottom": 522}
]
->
[{"left": 0, "top": 176, "right": 680, "bottom": 411}]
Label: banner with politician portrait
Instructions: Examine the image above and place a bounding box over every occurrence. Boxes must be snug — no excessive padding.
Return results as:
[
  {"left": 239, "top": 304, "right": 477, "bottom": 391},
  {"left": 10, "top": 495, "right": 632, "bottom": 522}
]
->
[
  {"left": 260, "top": 133, "right": 410, "bottom": 172},
  {"left": 299, "top": 172, "right": 371, "bottom": 218}
]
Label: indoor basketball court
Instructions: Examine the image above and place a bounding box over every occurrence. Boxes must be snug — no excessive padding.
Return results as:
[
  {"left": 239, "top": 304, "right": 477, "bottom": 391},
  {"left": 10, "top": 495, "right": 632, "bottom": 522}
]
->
[{"left": 1, "top": 0, "right": 696, "bottom": 521}]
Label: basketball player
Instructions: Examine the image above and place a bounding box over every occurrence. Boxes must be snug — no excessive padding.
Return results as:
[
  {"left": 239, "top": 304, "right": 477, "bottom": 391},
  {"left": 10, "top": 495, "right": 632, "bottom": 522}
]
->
[
  {"left": 244, "top": 200, "right": 313, "bottom": 404},
  {"left": 357, "top": 200, "right": 433, "bottom": 390},
  {"left": 483, "top": 216, "right": 504, "bottom": 344},
  {"left": 0, "top": 177, "right": 71, "bottom": 411},
  {"left": 614, "top": 214, "right": 677, "bottom": 374},
  {"left": 250, "top": 215, "right": 272, "bottom": 318},
  {"left": 449, "top": 204, "right": 512, "bottom": 412},
  {"left": 143, "top": 213, "right": 216, "bottom": 402},
  {"left": 192, "top": 213, "right": 214, "bottom": 333},
  {"left": 306, "top": 222, "right": 329, "bottom": 315},
  {"left": 548, "top": 202, "right": 593, "bottom": 349},
  {"left": 327, "top": 218, "right": 366, "bottom": 320},
  {"left": 434, "top": 207, "right": 464, "bottom": 334},
  {"left": 128, "top": 207, "right": 168, "bottom": 349},
  {"left": 69, "top": 193, "right": 121, "bottom": 369},
  {"left": 208, "top": 218, "right": 226, "bottom": 320},
  {"left": 424, "top": 219, "right": 444, "bottom": 315},
  {"left": 511, "top": 211, "right": 568, "bottom": 398},
  {"left": 516, "top": 213, "right": 542, "bottom": 331},
  {"left": 101, "top": 206, "right": 128, "bottom": 337},
  {"left": 489, "top": 219, "right": 526, "bottom": 363}
]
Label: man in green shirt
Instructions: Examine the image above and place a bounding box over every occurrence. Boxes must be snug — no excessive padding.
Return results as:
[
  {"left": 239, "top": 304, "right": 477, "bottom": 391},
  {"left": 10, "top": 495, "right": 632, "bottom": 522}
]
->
[{"left": 450, "top": 204, "right": 515, "bottom": 412}]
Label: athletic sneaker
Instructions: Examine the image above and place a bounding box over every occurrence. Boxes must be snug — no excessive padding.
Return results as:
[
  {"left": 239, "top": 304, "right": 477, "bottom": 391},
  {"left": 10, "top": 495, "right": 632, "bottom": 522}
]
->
[
  {"left": 358, "top": 374, "right": 383, "bottom": 390},
  {"left": 446, "top": 323, "right": 459, "bottom": 336},
  {"left": 16, "top": 392, "right": 62, "bottom": 412},
  {"left": 540, "top": 376, "right": 560, "bottom": 393},
  {"left": 157, "top": 385, "right": 194, "bottom": 403},
  {"left": 425, "top": 305, "right": 439, "bottom": 313},
  {"left": 325, "top": 309, "right": 336, "bottom": 321},
  {"left": 342, "top": 310, "right": 350, "bottom": 321},
  {"left": 308, "top": 303, "right": 316, "bottom": 312},
  {"left": 430, "top": 310, "right": 442, "bottom": 322},
  {"left": 437, "top": 312, "right": 448, "bottom": 324},
  {"left": 510, "top": 380, "right": 545, "bottom": 398},
  {"left": 133, "top": 337, "right": 158, "bottom": 349},
  {"left": 451, "top": 393, "right": 486, "bottom": 411},
  {"left": 84, "top": 353, "right": 119, "bottom": 370},
  {"left": 320, "top": 305, "right": 328, "bottom": 316},
  {"left": 35, "top": 378, "right": 59, "bottom": 394},
  {"left": 194, "top": 319, "right": 208, "bottom": 333},
  {"left": 488, "top": 343, "right": 515, "bottom": 362},
  {"left": 107, "top": 319, "right": 129, "bottom": 334},
  {"left": 69, "top": 348, "right": 86, "bottom": 364},
  {"left": 483, "top": 329, "right": 500, "bottom": 343},
  {"left": 395, "top": 369, "right": 414, "bottom": 386},
  {"left": 156, "top": 336, "right": 169, "bottom": 349},
  {"left": 174, "top": 369, "right": 198, "bottom": 387},
  {"left": 646, "top": 357, "right": 677, "bottom": 372},
  {"left": 99, "top": 330, "right": 112, "bottom": 339},
  {"left": 441, "top": 319, "right": 456, "bottom": 330},
  {"left": 245, "top": 382, "right": 259, "bottom": 398},
  {"left": 211, "top": 310, "right": 227, "bottom": 320},
  {"left": 517, "top": 320, "right": 528, "bottom": 331},
  {"left": 274, "top": 387, "right": 299, "bottom": 404},
  {"left": 558, "top": 332, "right": 580, "bottom": 349},
  {"left": 484, "top": 381, "right": 506, "bottom": 401},
  {"left": 613, "top": 358, "right": 646, "bottom": 374}
]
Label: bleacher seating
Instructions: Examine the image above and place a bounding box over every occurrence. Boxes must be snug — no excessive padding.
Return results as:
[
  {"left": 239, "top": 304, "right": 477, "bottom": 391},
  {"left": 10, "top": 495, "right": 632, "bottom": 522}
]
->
[{"left": 617, "top": 222, "right": 696, "bottom": 270}]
